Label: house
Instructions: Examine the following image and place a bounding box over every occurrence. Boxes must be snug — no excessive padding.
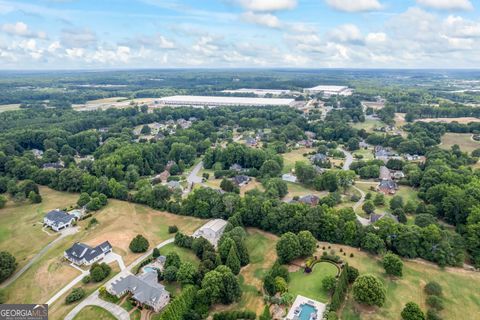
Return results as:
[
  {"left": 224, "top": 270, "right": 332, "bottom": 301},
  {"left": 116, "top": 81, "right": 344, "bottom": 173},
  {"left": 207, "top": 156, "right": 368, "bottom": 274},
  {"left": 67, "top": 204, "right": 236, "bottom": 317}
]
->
[
  {"left": 305, "top": 131, "right": 316, "bottom": 139},
  {"left": 167, "top": 180, "right": 182, "bottom": 191},
  {"left": 245, "top": 137, "right": 257, "bottom": 147},
  {"left": 297, "top": 140, "right": 313, "bottom": 148},
  {"left": 42, "top": 162, "right": 64, "bottom": 170},
  {"left": 232, "top": 175, "right": 250, "bottom": 187},
  {"left": 193, "top": 219, "right": 228, "bottom": 247},
  {"left": 374, "top": 146, "right": 399, "bottom": 162},
  {"left": 377, "top": 180, "right": 398, "bottom": 195},
  {"left": 229, "top": 163, "right": 243, "bottom": 172},
  {"left": 44, "top": 209, "right": 77, "bottom": 232},
  {"left": 298, "top": 194, "right": 320, "bottom": 206},
  {"left": 64, "top": 241, "right": 112, "bottom": 266},
  {"left": 177, "top": 118, "right": 192, "bottom": 129},
  {"left": 68, "top": 208, "right": 86, "bottom": 220},
  {"left": 370, "top": 212, "right": 399, "bottom": 224},
  {"left": 109, "top": 272, "right": 170, "bottom": 312},
  {"left": 392, "top": 171, "right": 405, "bottom": 180},
  {"left": 379, "top": 166, "right": 391, "bottom": 180},
  {"left": 32, "top": 149, "right": 43, "bottom": 159},
  {"left": 282, "top": 173, "right": 297, "bottom": 183},
  {"left": 313, "top": 165, "right": 326, "bottom": 174},
  {"left": 310, "top": 153, "right": 328, "bottom": 164}
]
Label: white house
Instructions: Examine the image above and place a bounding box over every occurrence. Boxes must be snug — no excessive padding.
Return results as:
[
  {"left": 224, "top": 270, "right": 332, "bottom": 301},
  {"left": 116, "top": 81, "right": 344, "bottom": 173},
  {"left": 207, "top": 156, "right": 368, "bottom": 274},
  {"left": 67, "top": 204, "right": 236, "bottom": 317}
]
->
[
  {"left": 43, "top": 209, "right": 76, "bottom": 232},
  {"left": 193, "top": 219, "right": 228, "bottom": 247},
  {"left": 64, "top": 241, "right": 112, "bottom": 266}
]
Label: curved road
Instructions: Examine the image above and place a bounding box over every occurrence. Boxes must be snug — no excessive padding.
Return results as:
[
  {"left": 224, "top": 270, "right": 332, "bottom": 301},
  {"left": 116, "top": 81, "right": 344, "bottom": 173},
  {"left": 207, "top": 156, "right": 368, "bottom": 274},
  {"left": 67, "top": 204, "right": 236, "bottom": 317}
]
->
[{"left": 339, "top": 148, "right": 371, "bottom": 226}]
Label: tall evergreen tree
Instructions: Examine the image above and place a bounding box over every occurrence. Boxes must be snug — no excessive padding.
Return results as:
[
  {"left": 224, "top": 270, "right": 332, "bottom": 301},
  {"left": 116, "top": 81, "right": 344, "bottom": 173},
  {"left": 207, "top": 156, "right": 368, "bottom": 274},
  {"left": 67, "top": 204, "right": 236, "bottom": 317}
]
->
[{"left": 226, "top": 244, "right": 241, "bottom": 275}]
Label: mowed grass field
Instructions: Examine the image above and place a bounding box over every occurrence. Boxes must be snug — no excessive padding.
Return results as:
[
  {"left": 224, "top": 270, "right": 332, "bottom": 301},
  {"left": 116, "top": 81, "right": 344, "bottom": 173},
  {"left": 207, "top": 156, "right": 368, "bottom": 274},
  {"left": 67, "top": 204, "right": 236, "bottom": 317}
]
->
[
  {"left": 0, "top": 104, "right": 21, "bottom": 112},
  {"left": 214, "top": 228, "right": 278, "bottom": 315},
  {"left": 315, "top": 242, "right": 480, "bottom": 320},
  {"left": 160, "top": 243, "right": 200, "bottom": 266},
  {"left": 0, "top": 186, "right": 79, "bottom": 269},
  {"left": 285, "top": 182, "right": 328, "bottom": 199},
  {"left": 282, "top": 147, "right": 314, "bottom": 173},
  {"left": 440, "top": 132, "right": 480, "bottom": 153},
  {"left": 288, "top": 262, "right": 339, "bottom": 303},
  {"left": 351, "top": 119, "right": 384, "bottom": 132},
  {"left": 72, "top": 306, "right": 116, "bottom": 320}
]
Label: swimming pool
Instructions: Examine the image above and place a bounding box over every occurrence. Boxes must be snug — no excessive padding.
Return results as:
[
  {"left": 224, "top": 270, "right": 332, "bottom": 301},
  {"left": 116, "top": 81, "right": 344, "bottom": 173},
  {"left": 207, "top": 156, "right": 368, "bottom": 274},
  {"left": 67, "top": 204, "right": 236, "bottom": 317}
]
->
[
  {"left": 143, "top": 266, "right": 157, "bottom": 273},
  {"left": 298, "top": 303, "right": 317, "bottom": 320}
]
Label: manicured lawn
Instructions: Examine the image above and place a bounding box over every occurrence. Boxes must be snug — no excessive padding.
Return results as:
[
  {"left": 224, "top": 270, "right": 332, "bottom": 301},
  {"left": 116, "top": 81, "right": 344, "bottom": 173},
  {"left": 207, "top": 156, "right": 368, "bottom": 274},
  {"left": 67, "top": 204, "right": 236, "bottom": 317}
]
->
[
  {"left": 282, "top": 147, "right": 314, "bottom": 173},
  {"left": 352, "top": 148, "right": 374, "bottom": 161},
  {"left": 0, "top": 186, "right": 79, "bottom": 269},
  {"left": 213, "top": 228, "right": 278, "bottom": 315},
  {"left": 315, "top": 242, "right": 480, "bottom": 320},
  {"left": 73, "top": 306, "right": 116, "bottom": 320},
  {"left": 288, "top": 262, "right": 339, "bottom": 303},
  {"left": 351, "top": 119, "right": 383, "bottom": 132},
  {"left": 286, "top": 182, "right": 328, "bottom": 199},
  {"left": 0, "top": 104, "right": 21, "bottom": 112},
  {"left": 440, "top": 132, "right": 480, "bottom": 153},
  {"left": 159, "top": 242, "right": 200, "bottom": 266}
]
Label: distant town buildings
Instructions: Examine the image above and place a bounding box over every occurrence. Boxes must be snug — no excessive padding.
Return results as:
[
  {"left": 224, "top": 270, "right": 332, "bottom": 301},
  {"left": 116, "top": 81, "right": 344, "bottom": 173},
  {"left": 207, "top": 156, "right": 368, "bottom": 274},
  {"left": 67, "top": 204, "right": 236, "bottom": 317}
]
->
[
  {"left": 157, "top": 95, "right": 295, "bottom": 107},
  {"left": 304, "top": 85, "right": 353, "bottom": 97},
  {"left": 221, "top": 88, "right": 294, "bottom": 96}
]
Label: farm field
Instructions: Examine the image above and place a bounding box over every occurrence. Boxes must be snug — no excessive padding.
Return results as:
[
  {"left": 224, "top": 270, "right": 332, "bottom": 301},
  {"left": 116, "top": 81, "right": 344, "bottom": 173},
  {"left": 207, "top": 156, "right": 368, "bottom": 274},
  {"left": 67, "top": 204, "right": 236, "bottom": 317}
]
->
[
  {"left": 288, "top": 262, "right": 339, "bottom": 303},
  {"left": 214, "top": 228, "right": 278, "bottom": 315},
  {"left": 0, "top": 103, "right": 21, "bottom": 112},
  {"left": 317, "top": 242, "right": 480, "bottom": 320},
  {"left": 0, "top": 186, "right": 79, "bottom": 269},
  {"left": 440, "top": 132, "right": 480, "bottom": 153},
  {"left": 72, "top": 306, "right": 116, "bottom": 320}
]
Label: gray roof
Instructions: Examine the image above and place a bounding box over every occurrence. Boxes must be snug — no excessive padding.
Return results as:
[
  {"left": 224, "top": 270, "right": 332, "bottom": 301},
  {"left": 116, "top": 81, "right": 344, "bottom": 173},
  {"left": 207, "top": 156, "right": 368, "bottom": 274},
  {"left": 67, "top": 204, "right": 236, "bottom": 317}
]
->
[
  {"left": 311, "top": 153, "right": 327, "bottom": 162},
  {"left": 65, "top": 241, "right": 112, "bottom": 263},
  {"left": 45, "top": 210, "right": 75, "bottom": 227},
  {"left": 233, "top": 175, "right": 250, "bottom": 185},
  {"left": 167, "top": 180, "right": 182, "bottom": 189},
  {"left": 110, "top": 272, "right": 168, "bottom": 306},
  {"left": 299, "top": 194, "right": 320, "bottom": 205},
  {"left": 379, "top": 180, "right": 397, "bottom": 190},
  {"left": 371, "top": 212, "right": 398, "bottom": 223}
]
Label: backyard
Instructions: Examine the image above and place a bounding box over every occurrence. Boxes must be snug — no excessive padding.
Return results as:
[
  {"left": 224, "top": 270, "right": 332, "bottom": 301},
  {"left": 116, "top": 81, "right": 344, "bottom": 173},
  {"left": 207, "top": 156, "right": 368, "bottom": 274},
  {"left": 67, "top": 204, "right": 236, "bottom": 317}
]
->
[{"left": 282, "top": 147, "right": 314, "bottom": 173}]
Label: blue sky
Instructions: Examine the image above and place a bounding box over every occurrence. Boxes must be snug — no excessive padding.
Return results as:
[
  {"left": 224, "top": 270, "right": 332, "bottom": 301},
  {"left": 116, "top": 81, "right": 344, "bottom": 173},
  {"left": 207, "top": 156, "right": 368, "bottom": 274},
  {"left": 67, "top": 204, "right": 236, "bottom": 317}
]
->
[{"left": 0, "top": 0, "right": 479, "bottom": 69}]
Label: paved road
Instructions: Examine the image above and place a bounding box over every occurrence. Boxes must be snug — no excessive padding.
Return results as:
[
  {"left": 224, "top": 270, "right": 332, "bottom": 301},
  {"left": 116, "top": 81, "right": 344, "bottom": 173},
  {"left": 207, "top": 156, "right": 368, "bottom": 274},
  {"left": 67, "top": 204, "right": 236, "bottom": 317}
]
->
[
  {"left": 0, "top": 227, "right": 79, "bottom": 289},
  {"left": 339, "top": 148, "right": 371, "bottom": 226},
  {"left": 187, "top": 161, "right": 203, "bottom": 185},
  {"left": 64, "top": 238, "right": 174, "bottom": 320}
]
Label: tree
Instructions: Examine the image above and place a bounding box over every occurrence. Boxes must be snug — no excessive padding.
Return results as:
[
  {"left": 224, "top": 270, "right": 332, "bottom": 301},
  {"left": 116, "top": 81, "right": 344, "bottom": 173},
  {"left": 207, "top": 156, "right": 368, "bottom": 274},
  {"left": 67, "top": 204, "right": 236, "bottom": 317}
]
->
[
  {"left": 0, "top": 251, "right": 17, "bottom": 282},
  {"left": 225, "top": 244, "right": 241, "bottom": 275},
  {"left": 28, "top": 191, "right": 42, "bottom": 204},
  {"left": 65, "top": 287, "right": 85, "bottom": 304},
  {"left": 374, "top": 193, "right": 385, "bottom": 206},
  {"left": 77, "top": 192, "right": 91, "bottom": 207},
  {"left": 152, "top": 248, "right": 160, "bottom": 258},
  {"left": 347, "top": 137, "right": 360, "bottom": 151},
  {"left": 347, "top": 265, "right": 359, "bottom": 283},
  {"left": 260, "top": 160, "right": 282, "bottom": 178},
  {"left": 259, "top": 305, "right": 272, "bottom": 320},
  {"left": 140, "top": 125, "right": 151, "bottom": 135},
  {"left": 276, "top": 232, "right": 301, "bottom": 264},
  {"left": 0, "top": 195, "right": 6, "bottom": 209},
  {"left": 129, "top": 234, "right": 149, "bottom": 253},
  {"left": 274, "top": 276, "right": 288, "bottom": 293},
  {"left": 362, "top": 201, "right": 375, "bottom": 214},
  {"left": 382, "top": 253, "right": 403, "bottom": 277},
  {"left": 220, "top": 178, "right": 238, "bottom": 193},
  {"left": 298, "top": 230, "right": 316, "bottom": 257},
  {"left": 362, "top": 233, "right": 385, "bottom": 254},
  {"left": 426, "top": 295, "right": 444, "bottom": 311},
  {"left": 352, "top": 274, "right": 386, "bottom": 307},
  {"left": 90, "top": 265, "right": 107, "bottom": 282},
  {"left": 424, "top": 281, "right": 442, "bottom": 296},
  {"left": 322, "top": 275, "right": 337, "bottom": 294},
  {"left": 165, "top": 252, "right": 181, "bottom": 269},
  {"left": 177, "top": 262, "right": 197, "bottom": 285},
  {"left": 401, "top": 302, "right": 425, "bottom": 320},
  {"left": 164, "top": 266, "right": 178, "bottom": 282},
  {"left": 390, "top": 195, "right": 404, "bottom": 210}
]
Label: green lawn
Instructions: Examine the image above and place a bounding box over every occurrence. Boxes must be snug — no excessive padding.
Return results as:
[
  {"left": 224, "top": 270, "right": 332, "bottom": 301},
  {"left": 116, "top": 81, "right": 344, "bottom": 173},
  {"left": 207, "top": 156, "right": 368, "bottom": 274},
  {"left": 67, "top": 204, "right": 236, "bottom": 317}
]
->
[
  {"left": 159, "top": 242, "right": 200, "bottom": 266},
  {"left": 441, "top": 133, "right": 480, "bottom": 153},
  {"left": 288, "top": 262, "right": 339, "bottom": 303},
  {"left": 351, "top": 119, "right": 383, "bottom": 132},
  {"left": 352, "top": 148, "right": 374, "bottom": 160},
  {"left": 286, "top": 182, "right": 328, "bottom": 199},
  {"left": 282, "top": 148, "right": 313, "bottom": 173},
  {"left": 73, "top": 306, "right": 116, "bottom": 320}
]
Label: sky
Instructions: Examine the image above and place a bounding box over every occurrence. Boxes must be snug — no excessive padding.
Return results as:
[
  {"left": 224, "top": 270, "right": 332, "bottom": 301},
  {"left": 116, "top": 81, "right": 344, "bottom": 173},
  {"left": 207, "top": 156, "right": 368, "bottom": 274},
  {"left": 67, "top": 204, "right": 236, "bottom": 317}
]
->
[{"left": 0, "top": 0, "right": 480, "bottom": 69}]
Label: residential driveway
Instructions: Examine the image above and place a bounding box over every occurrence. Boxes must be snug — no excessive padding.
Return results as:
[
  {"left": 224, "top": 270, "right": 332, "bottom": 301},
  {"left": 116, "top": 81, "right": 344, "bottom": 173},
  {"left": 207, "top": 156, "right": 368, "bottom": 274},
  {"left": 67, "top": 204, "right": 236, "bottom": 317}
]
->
[
  {"left": 339, "top": 147, "right": 353, "bottom": 171},
  {"left": 64, "top": 238, "right": 174, "bottom": 320},
  {"left": 0, "top": 226, "right": 79, "bottom": 289},
  {"left": 187, "top": 161, "right": 203, "bottom": 185},
  {"left": 103, "top": 252, "right": 126, "bottom": 271}
]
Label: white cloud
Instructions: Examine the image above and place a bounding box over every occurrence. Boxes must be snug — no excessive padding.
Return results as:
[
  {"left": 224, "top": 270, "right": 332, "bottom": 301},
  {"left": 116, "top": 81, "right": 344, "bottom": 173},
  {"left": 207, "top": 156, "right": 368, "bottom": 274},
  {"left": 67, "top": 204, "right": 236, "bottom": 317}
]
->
[
  {"left": 192, "top": 36, "right": 219, "bottom": 56},
  {"left": 443, "top": 15, "right": 480, "bottom": 38},
  {"left": 66, "top": 47, "right": 85, "bottom": 59},
  {"left": 328, "top": 24, "right": 364, "bottom": 44},
  {"left": 47, "top": 41, "right": 61, "bottom": 53},
  {"left": 241, "top": 11, "right": 281, "bottom": 28},
  {"left": 325, "top": 0, "right": 382, "bottom": 12},
  {"left": 2, "top": 21, "right": 47, "bottom": 39},
  {"left": 90, "top": 46, "right": 131, "bottom": 64},
  {"left": 283, "top": 53, "right": 309, "bottom": 65},
  {"left": 61, "top": 28, "right": 97, "bottom": 48},
  {"left": 416, "top": 0, "right": 473, "bottom": 11},
  {"left": 366, "top": 32, "right": 387, "bottom": 43},
  {"left": 236, "top": 0, "right": 297, "bottom": 12},
  {"left": 157, "top": 35, "right": 175, "bottom": 49}
]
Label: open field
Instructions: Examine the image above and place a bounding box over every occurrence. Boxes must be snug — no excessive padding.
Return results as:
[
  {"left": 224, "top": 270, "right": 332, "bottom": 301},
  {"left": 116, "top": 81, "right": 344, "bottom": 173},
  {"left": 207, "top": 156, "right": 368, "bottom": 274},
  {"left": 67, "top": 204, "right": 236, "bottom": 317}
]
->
[
  {"left": 285, "top": 182, "right": 328, "bottom": 199},
  {"left": 355, "top": 181, "right": 418, "bottom": 203},
  {"left": 72, "top": 97, "right": 162, "bottom": 112},
  {"left": 214, "top": 228, "right": 278, "bottom": 315},
  {"left": 416, "top": 117, "right": 480, "bottom": 124},
  {"left": 73, "top": 306, "right": 116, "bottom": 320},
  {"left": 353, "top": 148, "right": 374, "bottom": 161},
  {"left": 394, "top": 113, "right": 406, "bottom": 128},
  {"left": 440, "top": 132, "right": 480, "bottom": 153},
  {"left": 282, "top": 147, "right": 314, "bottom": 173},
  {"left": 352, "top": 119, "right": 384, "bottom": 133},
  {"left": 0, "top": 103, "right": 21, "bottom": 112},
  {"left": 288, "top": 262, "right": 339, "bottom": 303},
  {"left": 315, "top": 242, "right": 480, "bottom": 320},
  {"left": 0, "top": 187, "right": 79, "bottom": 269},
  {"left": 159, "top": 242, "right": 200, "bottom": 266}
]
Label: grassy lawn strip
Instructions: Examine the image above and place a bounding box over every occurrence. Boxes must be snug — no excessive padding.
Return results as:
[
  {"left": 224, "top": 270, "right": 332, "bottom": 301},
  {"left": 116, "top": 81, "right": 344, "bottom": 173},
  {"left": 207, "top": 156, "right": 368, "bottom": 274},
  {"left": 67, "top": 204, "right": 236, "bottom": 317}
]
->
[
  {"left": 288, "top": 262, "right": 338, "bottom": 303},
  {"left": 72, "top": 306, "right": 116, "bottom": 320},
  {"left": 160, "top": 242, "right": 200, "bottom": 266},
  {"left": 440, "top": 132, "right": 480, "bottom": 153}
]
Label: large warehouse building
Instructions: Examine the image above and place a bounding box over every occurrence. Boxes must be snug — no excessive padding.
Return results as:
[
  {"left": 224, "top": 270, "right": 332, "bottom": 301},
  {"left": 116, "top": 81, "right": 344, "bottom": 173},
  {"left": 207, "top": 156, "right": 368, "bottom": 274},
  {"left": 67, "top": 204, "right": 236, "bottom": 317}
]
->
[
  {"left": 221, "top": 88, "right": 294, "bottom": 96},
  {"left": 304, "top": 85, "right": 353, "bottom": 97},
  {"left": 157, "top": 95, "right": 295, "bottom": 107}
]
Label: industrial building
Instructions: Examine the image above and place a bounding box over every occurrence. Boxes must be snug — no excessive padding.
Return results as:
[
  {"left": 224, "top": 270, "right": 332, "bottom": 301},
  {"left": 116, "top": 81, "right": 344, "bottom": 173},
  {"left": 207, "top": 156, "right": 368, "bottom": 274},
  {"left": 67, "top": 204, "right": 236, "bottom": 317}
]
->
[
  {"left": 304, "top": 85, "right": 353, "bottom": 97},
  {"left": 156, "top": 95, "right": 295, "bottom": 107},
  {"left": 221, "top": 88, "right": 294, "bottom": 96}
]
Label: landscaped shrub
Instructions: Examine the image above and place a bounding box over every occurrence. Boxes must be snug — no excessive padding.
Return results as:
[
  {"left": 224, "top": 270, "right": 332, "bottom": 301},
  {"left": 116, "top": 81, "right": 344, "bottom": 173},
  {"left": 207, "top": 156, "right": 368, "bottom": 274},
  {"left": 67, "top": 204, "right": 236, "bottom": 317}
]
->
[
  {"left": 81, "top": 275, "right": 91, "bottom": 284},
  {"left": 352, "top": 274, "right": 386, "bottom": 307},
  {"left": 99, "top": 286, "right": 119, "bottom": 303},
  {"left": 330, "top": 263, "right": 349, "bottom": 311},
  {"left": 174, "top": 232, "right": 194, "bottom": 248},
  {"left": 346, "top": 265, "right": 359, "bottom": 283},
  {"left": 426, "top": 309, "right": 442, "bottom": 320},
  {"left": 426, "top": 295, "right": 444, "bottom": 311},
  {"left": 65, "top": 287, "right": 85, "bottom": 304},
  {"left": 212, "top": 310, "right": 256, "bottom": 320},
  {"left": 157, "top": 286, "right": 197, "bottom": 320},
  {"left": 90, "top": 262, "right": 111, "bottom": 282},
  {"left": 129, "top": 234, "right": 149, "bottom": 253},
  {"left": 424, "top": 281, "right": 442, "bottom": 296},
  {"left": 168, "top": 225, "right": 179, "bottom": 233},
  {"left": 0, "top": 251, "right": 17, "bottom": 283},
  {"left": 322, "top": 275, "right": 337, "bottom": 294}
]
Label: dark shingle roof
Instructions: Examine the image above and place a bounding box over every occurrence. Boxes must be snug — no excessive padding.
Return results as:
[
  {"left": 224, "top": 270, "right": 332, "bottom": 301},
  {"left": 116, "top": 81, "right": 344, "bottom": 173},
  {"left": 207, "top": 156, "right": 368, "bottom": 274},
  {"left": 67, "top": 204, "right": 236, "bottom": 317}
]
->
[
  {"left": 110, "top": 272, "right": 168, "bottom": 307},
  {"left": 65, "top": 241, "right": 112, "bottom": 263},
  {"left": 45, "top": 210, "right": 75, "bottom": 227}
]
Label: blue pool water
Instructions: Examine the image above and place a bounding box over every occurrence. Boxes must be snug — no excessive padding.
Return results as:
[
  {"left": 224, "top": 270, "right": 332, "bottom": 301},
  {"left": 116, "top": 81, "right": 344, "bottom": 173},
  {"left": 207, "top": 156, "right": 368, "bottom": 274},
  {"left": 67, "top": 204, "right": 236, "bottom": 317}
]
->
[
  {"left": 143, "top": 266, "right": 157, "bottom": 273},
  {"left": 298, "top": 304, "right": 317, "bottom": 320}
]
